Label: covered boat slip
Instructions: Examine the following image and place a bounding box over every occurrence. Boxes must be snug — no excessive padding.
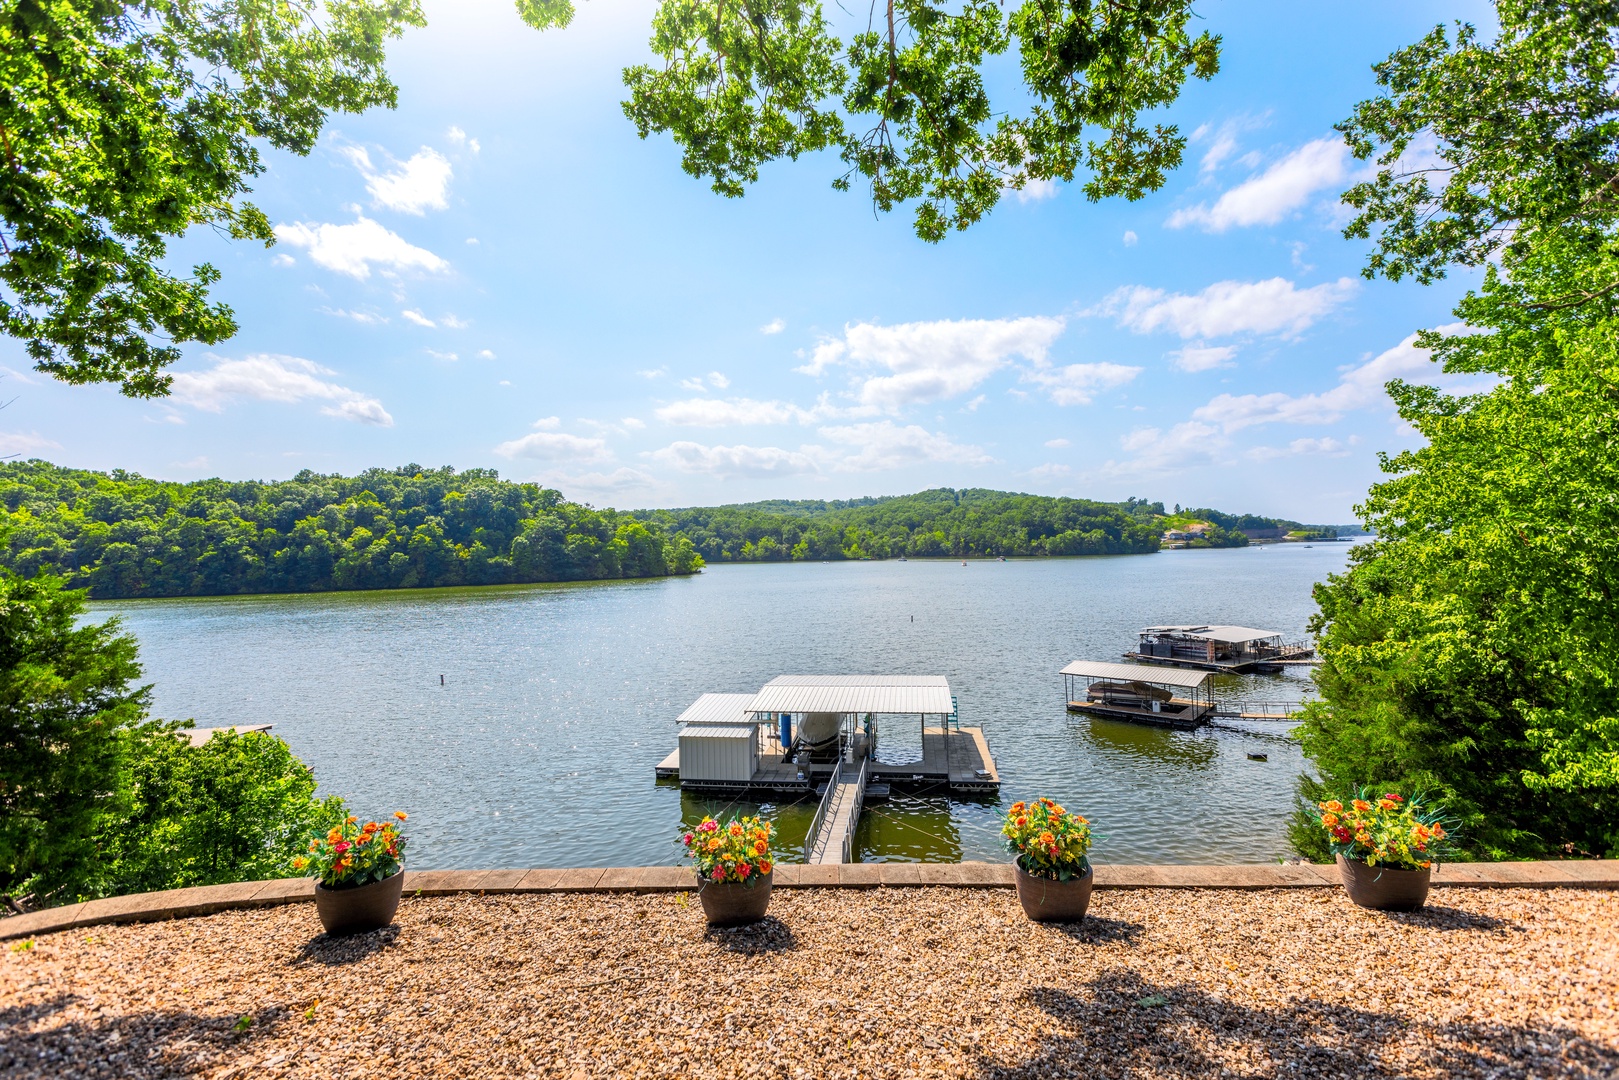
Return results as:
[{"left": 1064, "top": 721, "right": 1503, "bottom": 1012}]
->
[
  {"left": 655, "top": 675, "right": 999, "bottom": 802},
  {"left": 1061, "top": 660, "right": 1214, "bottom": 730},
  {"left": 1126, "top": 624, "right": 1315, "bottom": 673}
]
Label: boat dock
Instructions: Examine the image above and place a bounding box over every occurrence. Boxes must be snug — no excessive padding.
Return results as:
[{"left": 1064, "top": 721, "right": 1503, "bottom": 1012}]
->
[
  {"left": 1125, "top": 625, "right": 1315, "bottom": 673},
  {"left": 656, "top": 675, "right": 999, "bottom": 863},
  {"left": 1060, "top": 660, "right": 1308, "bottom": 729}
]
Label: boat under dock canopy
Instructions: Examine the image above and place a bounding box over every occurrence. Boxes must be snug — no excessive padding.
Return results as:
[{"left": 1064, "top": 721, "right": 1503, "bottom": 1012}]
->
[
  {"left": 1126, "top": 624, "right": 1314, "bottom": 673},
  {"left": 655, "top": 674, "right": 999, "bottom": 863},
  {"left": 1060, "top": 660, "right": 1214, "bottom": 729}
]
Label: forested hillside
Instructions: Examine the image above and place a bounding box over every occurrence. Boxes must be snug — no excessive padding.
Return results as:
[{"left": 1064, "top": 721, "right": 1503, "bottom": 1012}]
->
[
  {"left": 0, "top": 463, "right": 702, "bottom": 599},
  {"left": 634, "top": 489, "right": 1167, "bottom": 561}
]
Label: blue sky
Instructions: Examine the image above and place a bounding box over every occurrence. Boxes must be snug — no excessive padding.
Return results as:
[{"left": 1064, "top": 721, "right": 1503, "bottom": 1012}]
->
[{"left": 1, "top": 1, "right": 1495, "bottom": 522}]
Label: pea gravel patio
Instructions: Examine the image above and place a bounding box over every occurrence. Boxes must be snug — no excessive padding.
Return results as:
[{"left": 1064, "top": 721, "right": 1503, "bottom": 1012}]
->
[{"left": 2, "top": 887, "right": 1614, "bottom": 1079}]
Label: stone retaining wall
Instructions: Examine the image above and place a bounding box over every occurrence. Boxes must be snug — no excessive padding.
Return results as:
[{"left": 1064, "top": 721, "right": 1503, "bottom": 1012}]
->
[{"left": 4, "top": 859, "right": 1614, "bottom": 941}]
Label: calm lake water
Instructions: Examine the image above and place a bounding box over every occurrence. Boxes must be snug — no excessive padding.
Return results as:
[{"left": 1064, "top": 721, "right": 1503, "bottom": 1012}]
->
[{"left": 92, "top": 544, "right": 1352, "bottom": 868}]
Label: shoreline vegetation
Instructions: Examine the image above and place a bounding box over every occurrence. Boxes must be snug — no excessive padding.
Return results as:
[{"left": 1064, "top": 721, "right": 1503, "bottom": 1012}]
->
[
  {"left": 0, "top": 462, "right": 1347, "bottom": 600},
  {"left": 0, "top": 462, "right": 703, "bottom": 600}
]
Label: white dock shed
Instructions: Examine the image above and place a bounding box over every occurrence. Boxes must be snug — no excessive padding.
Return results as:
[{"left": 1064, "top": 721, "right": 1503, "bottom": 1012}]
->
[{"left": 677, "top": 724, "right": 759, "bottom": 784}]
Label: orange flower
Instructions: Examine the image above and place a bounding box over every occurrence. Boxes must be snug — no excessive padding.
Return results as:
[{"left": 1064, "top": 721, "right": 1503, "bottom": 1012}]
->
[
  {"left": 1011, "top": 802, "right": 1026, "bottom": 814},
  {"left": 1377, "top": 798, "right": 1397, "bottom": 811},
  {"left": 1038, "top": 831, "right": 1055, "bottom": 847},
  {"left": 1352, "top": 800, "right": 1372, "bottom": 813},
  {"left": 394, "top": 811, "right": 408, "bottom": 821},
  {"left": 1323, "top": 800, "right": 1343, "bottom": 813},
  {"left": 728, "top": 822, "right": 743, "bottom": 837},
  {"left": 1321, "top": 813, "right": 1340, "bottom": 828}
]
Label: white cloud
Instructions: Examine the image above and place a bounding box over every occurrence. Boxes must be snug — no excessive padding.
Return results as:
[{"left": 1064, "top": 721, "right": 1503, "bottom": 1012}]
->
[
  {"left": 271, "top": 253, "right": 296, "bottom": 268},
  {"left": 1169, "top": 345, "right": 1238, "bottom": 372},
  {"left": 801, "top": 317, "right": 1067, "bottom": 408},
  {"left": 445, "top": 128, "right": 484, "bottom": 154},
  {"left": 1014, "top": 178, "right": 1059, "bottom": 203},
  {"left": 1099, "top": 421, "right": 1227, "bottom": 476},
  {"left": 650, "top": 441, "right": 821, "bottom": 478},
  {"left": 340, "top": 145, "right": 454, "bottom": 215},
  {"left": 466, "top": 237, "right": 480, "bottom": 245},
  {"left": 1192, "top": 325, "right": 1472, "bottom": 431},
  {"left": 169, "top": 354, "right": 393, "bottom": 426},
  {"left": 656, "top": 397, "right": 819, "bottom": 427},
  {"left": 708, "top": 371, "right": 730, "bottom": 389},
  {"left": 621, "top": 417, "right": 646, "bottom": 430},
  {"left": 638, "top": 367, "right": 668, "bottom": 380},
  {"left": 441, "top": 314, "right": 469, "bottom": 330},
  {"left": 401, "top": 309, "right": 436, "bottom": 328},
  {"left": 1021, "top": 362, "right": 1141, "bottom": 406},
  {"left": 818, "top": 421, "right": 993, "bottom": 471},
  {"left": 1044, "top": 438, "right": 1071, "bottom": 449},
  {"left": 1190, "top": 114, "right": 1269, "bottom": 175},
  {"left": 678, "top": 377, "right": 707, "bottom": 392},
  {"left": 963, "top": 394, "right": 986, "bottom": 412},
  {"left": 424, "top": 349, "right": 459, "bottom": 361},
  {"left": 760, "top": 318, "right": 786, "bottom": 335},
  {"left": 321, "top": 307, "right": 387, "bottom": 325},
  {"left": 493, "top": 425, "right": 612, "bottom": 464},
  {"left": 1245, "top": 437, "right": 1354, "bottom": 461},
  {"left": 477, "top": 349, "right": 496, "bottom": 359},
  {"left": 1122, "top": 230, "right": 1138, "bottom": 247},
  {"left": 531, "top": 416, "right": 561, "bottom": 430},
  {"left": 1027, "top": 462, "right": 1072, "bottom": 479},
  {"left": 1096, "top": 277, "right": 1357, "bottom": 340},
  {"left": 0, "top": 431, "right": 60, "bottom": 457},
  {"left": 540, "top": 468, "right": 656, "bottom": 501},
  {"left": 273, "top": 216, "right": 449, "bottom": 280},
  {"left": 1168, "top": 137, "right": 1349, "bottom": 231}
]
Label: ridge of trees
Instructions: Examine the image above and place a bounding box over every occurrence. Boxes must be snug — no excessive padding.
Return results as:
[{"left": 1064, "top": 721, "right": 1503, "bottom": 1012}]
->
[
  {"left": 0, "top": 461, "right": 702, "bottom": 600},
  {"left": 634, "top": 488, "right": 1338, "bottom": 562}
]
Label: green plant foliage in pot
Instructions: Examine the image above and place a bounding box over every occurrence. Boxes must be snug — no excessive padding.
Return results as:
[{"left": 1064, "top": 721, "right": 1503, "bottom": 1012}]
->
[
  {"left": 1003, "top": 798, "right": 1094, "bottom": 922},
  {"left": 1316, "top": 791, "right": 1457, "bottom": 911},
  {"left": 683, "top": 814, "right": 774, "bottom": 926},
  {"left": 296, "top": 811, "right": 409, "bottom": 936}
]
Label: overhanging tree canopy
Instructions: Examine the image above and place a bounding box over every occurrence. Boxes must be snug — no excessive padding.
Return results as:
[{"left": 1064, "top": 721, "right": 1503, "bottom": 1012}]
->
[
  {"left": 0, "top": 0, "right": 424, "bottom": 397},
  {"left": 523, "top": 0, "right": 1220, "bottom": 242}
]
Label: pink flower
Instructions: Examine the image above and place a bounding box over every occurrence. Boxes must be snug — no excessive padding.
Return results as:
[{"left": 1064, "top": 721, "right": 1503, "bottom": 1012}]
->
[{"left": 683, "top": 833, "right": 693, "bottom": 846}]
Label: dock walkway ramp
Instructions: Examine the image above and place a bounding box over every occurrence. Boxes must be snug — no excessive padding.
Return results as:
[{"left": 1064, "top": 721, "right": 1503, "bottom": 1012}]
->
[{"left": 805, "top": 758, "right": 869, "bottom": 865}]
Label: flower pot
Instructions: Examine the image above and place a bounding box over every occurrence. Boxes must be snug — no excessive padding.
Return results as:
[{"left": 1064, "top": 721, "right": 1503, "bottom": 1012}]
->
[
  {"left": 1336, "top": 855, "right": 1431, "bottom": 911},
  {"left": 696, "top": 871, "right": 773, "bottom": 927},
  {"left": 314, "top": 869, "right": 405, "bottom": 936},
  {"left": 1014, "top": 862, "right": 1093, "bottom": 923}
]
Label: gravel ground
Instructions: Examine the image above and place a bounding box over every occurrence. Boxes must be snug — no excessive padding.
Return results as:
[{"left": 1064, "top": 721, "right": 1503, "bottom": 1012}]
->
[{"left": 2, "top": 887, "right": 1615, "bottom": 1079}]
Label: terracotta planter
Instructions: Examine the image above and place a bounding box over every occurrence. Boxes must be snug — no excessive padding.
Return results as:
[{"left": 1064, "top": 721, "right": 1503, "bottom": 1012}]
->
[
  {"left": 1014, "top": 862, "right": 1093, "bottom": 923},
  {"left": 314, "top": 869, "right": 404, "bottom": 936},
  {"left": 1336, "top": 855, "right": 1431, "bottom": 911},
  {"left": 696, "top": 871, "right": 773, "bottom": 927}
]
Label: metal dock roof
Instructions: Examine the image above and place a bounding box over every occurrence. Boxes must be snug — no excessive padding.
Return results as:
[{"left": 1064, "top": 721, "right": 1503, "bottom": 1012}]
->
[
  {"left": 1141, "top": 625, "right": 1282, "bottom": 643},
  {"left": 1059, "top": 660, "right": 1213, "bottom": 689},
  {"left": 673, "top": 693, "right": 759, "bottom": 727},
  {"left": 677, "top": 725, "right": 759, "bottom": 740},
  {"left": 748, "top": 675, "right": 954, "bottom": 716}
]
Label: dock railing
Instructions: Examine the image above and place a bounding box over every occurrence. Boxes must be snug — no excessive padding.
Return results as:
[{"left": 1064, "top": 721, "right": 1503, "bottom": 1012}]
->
[
  {"left": 1211, "top": 700, "right": 1310, "bottom": 720},
  {"left": 802, "top": 759, "right": 842, "bottom": 862},
  {"left": 803, "top": 754, "right": 870, "bottom": 864},
  {"left": 835, "top": 756, "right": 870, "bottom": 864}
]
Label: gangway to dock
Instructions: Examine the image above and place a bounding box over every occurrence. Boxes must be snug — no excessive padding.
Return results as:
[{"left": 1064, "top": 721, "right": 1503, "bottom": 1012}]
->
[{"left": 805, "top": 756, "right": 869, "bottom": 864}]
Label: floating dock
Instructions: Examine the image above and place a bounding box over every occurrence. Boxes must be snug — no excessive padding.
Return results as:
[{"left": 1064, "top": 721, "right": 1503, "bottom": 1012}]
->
[
  {"left": 1124, "top": 625, "right": 1315, "bottom": 673},
  {"left": 1061, "top": 660, "right": 1215, "bottom": 730},
  {"left": 655, "top": 675, "right": 999, "bottom": 863}
]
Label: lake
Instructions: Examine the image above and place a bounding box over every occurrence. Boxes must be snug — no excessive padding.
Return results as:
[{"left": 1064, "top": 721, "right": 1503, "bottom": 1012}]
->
[{"left": 92, "top": 543, "right": 1352, "bottom": 868}]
